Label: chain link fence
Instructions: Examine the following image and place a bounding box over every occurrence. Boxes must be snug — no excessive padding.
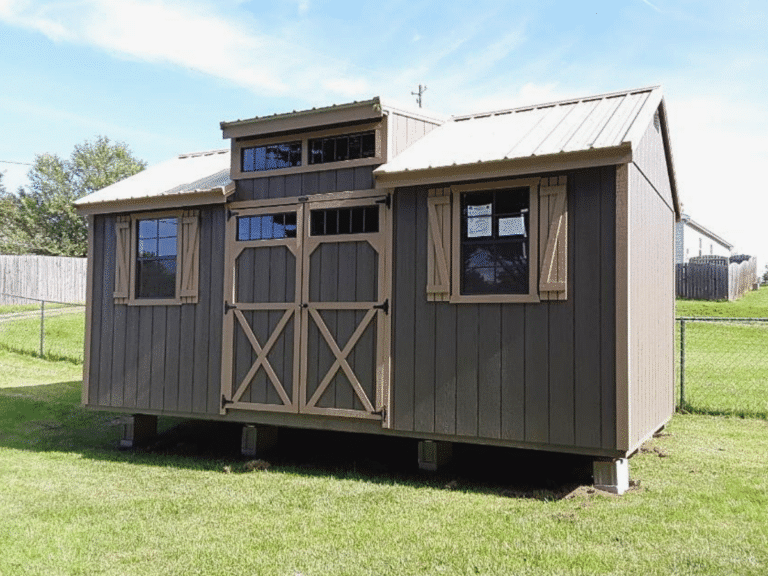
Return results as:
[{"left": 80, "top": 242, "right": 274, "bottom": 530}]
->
[
  {"left": 676, "top": 317, "right": 768, "bottom": 419},
  {"left": 0, "top": 293, "right": 85, "bottom": 364}
]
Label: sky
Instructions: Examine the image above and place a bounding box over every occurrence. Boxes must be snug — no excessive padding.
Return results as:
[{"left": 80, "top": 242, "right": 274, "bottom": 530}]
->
[{"left": 1, "top": 0, "right": 767, "bottom": 263}]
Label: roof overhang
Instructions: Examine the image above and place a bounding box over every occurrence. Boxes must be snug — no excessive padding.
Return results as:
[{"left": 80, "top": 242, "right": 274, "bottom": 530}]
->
[
  {"left": 75, "top": 182, "right": 235, "bottom": 216},
  {"left": 374, "top": 144, "right": 633, "bottom": 189},
  {"left": 221, "top": 98, "right": 386, "bottom": 140}
]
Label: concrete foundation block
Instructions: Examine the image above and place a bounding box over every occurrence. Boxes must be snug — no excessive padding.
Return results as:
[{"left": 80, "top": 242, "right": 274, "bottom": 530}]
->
[
  {"left": 593, "top": 458, "right": 630, "bottom": 495},
  {"left": 418, "top": 440, "right": 453, "bottom": 471},
  {"left": 241, "top": 424, "right": 278, "bottom": 457},
  {"left": 120, "top": 414, "right": 158, "bottom": 449}
]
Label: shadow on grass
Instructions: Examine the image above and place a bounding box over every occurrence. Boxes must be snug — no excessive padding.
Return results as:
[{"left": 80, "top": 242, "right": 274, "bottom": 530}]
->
[
  {"left": 0, "top": 381, "right": 595, "bottom": 500},
  {"left": 677, "top": 403, "right": 768, "bottom": 420}
]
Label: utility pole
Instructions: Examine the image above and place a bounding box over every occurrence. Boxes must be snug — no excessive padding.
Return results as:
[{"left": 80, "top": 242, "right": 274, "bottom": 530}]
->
[{"left": 411, "top": 84, "right": 427, "bottom": 108}]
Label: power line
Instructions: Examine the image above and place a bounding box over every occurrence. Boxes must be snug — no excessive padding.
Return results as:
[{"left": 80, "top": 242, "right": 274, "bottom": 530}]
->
[{"left": 0, "top": 160, "right": 32, "bottom": 166}]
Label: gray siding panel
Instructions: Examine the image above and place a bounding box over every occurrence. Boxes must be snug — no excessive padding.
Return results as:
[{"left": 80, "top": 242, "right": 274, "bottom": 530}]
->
[
  {"left": 434, "top": 303, "right": 457, "bottom": 436},
  {"left": 572, "top": 169, "right": 603, "bottom": 449},
  {"left": 233, "top": 166, "right": 377, "bottom": 202},
  {"left": 392, "top": 167, "right": 616, "bottom": 453},
  {"left": 86, "top": 206, "right": 225, "bottom": 416},
  {"left": 413, "top": 192, "right": 435, "bottom": 433},
  {"left": 524, "top": 303, "right": 548, "bottom": 444},
  {"left": 136, "top": 306, "right": 153, "bottom": 409},
  {"left": 477, "top": 305, "right": 502, "bottom": 440},
  {"left": 500, "top": 305, "right": 525, "bottom": 441},
  {"left": 392, "top": 188, "right": 416, "bottom": 431},
  {"left": 150, "top": 307, "right": 166, "bottom": 411},
  {"left": 455, "top": 305, "right": 478, "bottom": 437}
]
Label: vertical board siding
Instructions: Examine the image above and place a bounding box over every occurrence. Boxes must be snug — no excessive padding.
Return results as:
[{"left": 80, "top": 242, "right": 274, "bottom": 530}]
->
[
  {"left": 232, "top": 167, "right": 376, "bottom": 202},
  {"left": 87, "top": 208, "right": 225, "bottom": 416},
  {"left": 392, "top": 167, "right": 616, "bottom": 451},
  {"left": 0, "top": 254, "right": 86, "bottom": 305},
  {"left": 388, "top": 113, "right": 441, "bottom": 158},
  {"left": 628, "top": 164, "right": 675, "bottom": 449}
]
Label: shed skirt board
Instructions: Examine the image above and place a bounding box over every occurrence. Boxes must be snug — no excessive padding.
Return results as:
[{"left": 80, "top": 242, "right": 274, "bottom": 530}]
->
[{"left": 221, "top": 196, "right": 390, "bottom": 422}]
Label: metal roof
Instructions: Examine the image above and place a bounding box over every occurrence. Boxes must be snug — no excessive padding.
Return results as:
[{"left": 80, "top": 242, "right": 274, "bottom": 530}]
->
[
  {"left": 375, "top": 86, "right": 663, "bottom": 175},
  {"left": 74, "top": 149, "right": 232, "bottom": 208}
]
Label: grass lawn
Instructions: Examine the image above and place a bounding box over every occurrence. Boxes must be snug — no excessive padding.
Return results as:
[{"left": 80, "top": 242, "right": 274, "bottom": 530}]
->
[
  {"left": 0, "top": 310, "right": 84, "bottom": 363},
  {"left": 1, "top": 353, "right": 767, "bottom": 575},
  {"left": 675, "top": 287, "right": 768, "bottom": 418},
  {"left": 676, "top": 284, "right": 768, "bottom": 318},
  {"left": 0, "top": 302, "right": 71, "bottom": 315}
]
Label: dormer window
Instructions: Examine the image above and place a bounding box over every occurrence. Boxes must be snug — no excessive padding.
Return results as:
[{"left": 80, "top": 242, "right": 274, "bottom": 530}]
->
[
  {"left": 242, "top": 141, "right": 302, "bottom": 172},
  {"left": 309, "top": 132, "right": 375, "bottom": 165}
]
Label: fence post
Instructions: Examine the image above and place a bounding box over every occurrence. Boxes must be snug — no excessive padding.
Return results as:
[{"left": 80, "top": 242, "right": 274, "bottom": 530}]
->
[
  {"left": 679, "top": 319, "right": 685, "bottom": 409},
  {"left": 40, "top": 299, "right": 45, "bottom": 358}
]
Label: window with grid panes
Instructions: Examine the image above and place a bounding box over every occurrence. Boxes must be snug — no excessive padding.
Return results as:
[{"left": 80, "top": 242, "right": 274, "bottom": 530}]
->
[
  {"left": 460, "top": 188, "right": 529, "bottom": 295},
  {"left": 136, "top": 218, "right": 178, "bottom": 298}
]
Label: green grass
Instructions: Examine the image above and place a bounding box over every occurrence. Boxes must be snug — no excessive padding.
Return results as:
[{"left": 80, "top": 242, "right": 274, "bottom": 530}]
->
[
  {"left": 0, "top": 310, "right": 84, "bottom": 363},
  {"left": 0, "top": 302, "right": 71, "bottom": 315},
  {"left": 1, "top": 353, "right": 767, "bottom": 575},
  {"left": 676, "top": 284, "right": 768, "bottom": 318},
  {"left": 674, "top": 288, "right": 768, "bottom": 418}
]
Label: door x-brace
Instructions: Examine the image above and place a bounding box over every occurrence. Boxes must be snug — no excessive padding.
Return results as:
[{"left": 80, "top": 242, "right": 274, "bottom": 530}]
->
[
  {"left": 304, "top": 307, "right": 377, "bottom": 413},
  {"left": 230, "top": 308, "right": 294, "bottom": 407}
]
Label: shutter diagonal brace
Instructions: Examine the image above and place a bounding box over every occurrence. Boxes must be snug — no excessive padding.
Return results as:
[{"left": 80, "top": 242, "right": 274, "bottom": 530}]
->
[{"left": 539, "top": 185, "right": 567, "bottom": 292}]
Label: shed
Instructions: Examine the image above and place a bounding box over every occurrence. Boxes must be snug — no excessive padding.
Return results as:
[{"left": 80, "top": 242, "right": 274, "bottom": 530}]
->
[{"left": 75, "top": 87, "right": 680, "bottom": 493}]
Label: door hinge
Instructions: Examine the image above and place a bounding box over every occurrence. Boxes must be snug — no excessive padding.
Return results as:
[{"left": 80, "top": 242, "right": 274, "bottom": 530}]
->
[
  {"left": 373, "top": 299, "right": 389, "bottom": 315},
  {"left": 375, "top": 194, "right": 391, "bottom": 209},
  {"left": 372, "top": 407, "right": 387, "bottom": 421},
  {"left": 224, "top": 301, "right": 237, "bottom": 314},
  {"left": 227, "top": 209, "right": 239, "bottom": 221},
  {"left": 221, "top": 395, "right": 233, "bottom": 409},
  {"left": 298, "top": 196, "right": 309, "bottom": 203}
]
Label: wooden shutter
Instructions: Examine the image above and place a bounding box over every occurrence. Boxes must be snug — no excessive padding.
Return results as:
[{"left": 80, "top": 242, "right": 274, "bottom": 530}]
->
[
  {"left": 539, "top": 177, "right": 568, "bottom": 300},
  {"left": 427, "top": 188, "right": 451, "bottom": 301},
  {"left": 180, "top": 210, "right": 200, "bottom": 303},
  {"left": 113, "top": 216, "right": 130, "bottom": 304}
]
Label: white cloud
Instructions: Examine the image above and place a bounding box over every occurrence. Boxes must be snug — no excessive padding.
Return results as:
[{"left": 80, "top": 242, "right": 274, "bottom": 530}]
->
[{"left": 0, "top": 0, "right": 360, "bottom": 98}]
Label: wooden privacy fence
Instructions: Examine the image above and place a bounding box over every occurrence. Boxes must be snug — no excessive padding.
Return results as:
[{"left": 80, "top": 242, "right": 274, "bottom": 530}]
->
[
  {"left": 676, "top": 256, "right": 757, "bottom": 301},
  {"left": 0, "top": 255, "right": 86, "bottom": 305}
]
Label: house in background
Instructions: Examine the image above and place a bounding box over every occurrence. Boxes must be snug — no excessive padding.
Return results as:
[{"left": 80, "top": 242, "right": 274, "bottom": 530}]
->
[
  {"left": 675, "top": 213, "right": 733, "bottom": 264},
  {"left": 75, "top": 85, "right": 680, "bottom": 495}
]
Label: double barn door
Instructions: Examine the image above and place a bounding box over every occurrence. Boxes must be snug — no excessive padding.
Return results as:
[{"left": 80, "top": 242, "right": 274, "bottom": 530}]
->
[{"left": 221, "top": 194, "right": 389, "bottom": 422}]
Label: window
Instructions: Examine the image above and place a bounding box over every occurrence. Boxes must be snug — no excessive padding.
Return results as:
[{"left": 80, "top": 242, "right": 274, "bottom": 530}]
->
[
  {"left": 460, "top": 188, "right": 529, "bottom": 295},
  {"left": 242, "top": 142, "right": 301, "bottom": 172},
  {"left": 310, "top": 205, "right": 379, "bottom": 236},
  {"left": 426, "top": 177, "right": 568, "bottom": 304},
  {"left": 136, "top": 218, "right": 178, "bottom": 298},
  {"left": 308, "top": 132, "right": 375, "bottom": 165},
  {"left": 113, "top": 210, "right": 199, "bottom": 305},
  {"left": 237, "top": 213, "right": 297, "bottom": 240}
]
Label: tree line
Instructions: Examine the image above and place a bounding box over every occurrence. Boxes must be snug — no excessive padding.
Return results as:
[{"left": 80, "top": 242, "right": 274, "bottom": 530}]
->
[{"left": 0, "top": 136, "right": 146, "bottom": 257}]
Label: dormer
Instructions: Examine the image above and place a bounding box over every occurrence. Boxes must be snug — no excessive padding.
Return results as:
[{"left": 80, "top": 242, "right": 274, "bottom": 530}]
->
[{"left": 220, "top": 98, "right": 445, "bottom": 183}]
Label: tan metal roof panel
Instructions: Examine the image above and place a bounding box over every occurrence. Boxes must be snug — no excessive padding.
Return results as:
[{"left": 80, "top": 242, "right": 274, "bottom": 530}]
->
[
  {"left": 377, "top": 86, "right": 662, "bottom": 175},
  {"left": 74, "top": 149, "right": 232, "bottom": 207}
]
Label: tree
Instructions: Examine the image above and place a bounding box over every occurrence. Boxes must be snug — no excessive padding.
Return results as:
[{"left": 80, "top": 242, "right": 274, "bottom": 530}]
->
[{"left": 7, "top": 137, "right": 146, "bottom": 256}]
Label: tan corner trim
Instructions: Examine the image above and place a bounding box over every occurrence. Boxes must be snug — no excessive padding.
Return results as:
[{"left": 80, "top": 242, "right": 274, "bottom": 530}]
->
[
  {"left": 615, "top": 163, "right": 630, "bottom": 452},
  {"left": 374, "top": 146, "right": 632, "bottom": 188},
  {"left": 82, "top": 214, "right": 95, "bottom": 406},
  {"left": 75, "top": 189, "right": 229, "bottom": 216}
]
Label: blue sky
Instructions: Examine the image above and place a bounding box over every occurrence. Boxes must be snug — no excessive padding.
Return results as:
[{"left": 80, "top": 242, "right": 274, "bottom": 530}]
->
[{"left": 1, "top": 0, "right": 767, "bottom": 261}]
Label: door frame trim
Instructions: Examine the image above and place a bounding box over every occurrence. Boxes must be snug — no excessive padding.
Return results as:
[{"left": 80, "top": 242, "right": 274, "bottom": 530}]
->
[{"left": 220, "top": 189, "right": 393, "bottom": 426}]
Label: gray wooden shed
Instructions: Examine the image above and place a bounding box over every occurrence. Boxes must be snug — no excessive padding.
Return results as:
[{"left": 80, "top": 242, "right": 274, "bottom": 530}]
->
[{"left": 75, "top": 86, "right": 680, "bottom": 493}]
